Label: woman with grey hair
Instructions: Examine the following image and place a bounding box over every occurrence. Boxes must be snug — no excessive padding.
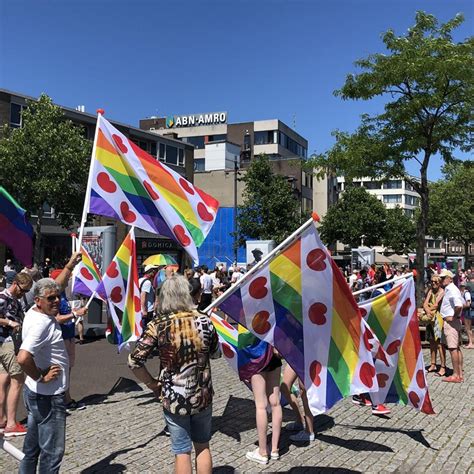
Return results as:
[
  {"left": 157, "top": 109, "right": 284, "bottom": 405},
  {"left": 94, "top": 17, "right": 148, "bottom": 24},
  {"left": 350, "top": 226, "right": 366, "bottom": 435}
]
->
[{"left": 129, "top": 274, "right": 220, "bottom": 474}]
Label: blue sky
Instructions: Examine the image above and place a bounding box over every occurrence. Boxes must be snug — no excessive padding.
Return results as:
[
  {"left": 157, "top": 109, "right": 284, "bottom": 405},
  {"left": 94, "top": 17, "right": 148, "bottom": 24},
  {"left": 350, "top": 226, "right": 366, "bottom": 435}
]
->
[{"left": 0, "top": 0, "right": 471, "bottom": 180}]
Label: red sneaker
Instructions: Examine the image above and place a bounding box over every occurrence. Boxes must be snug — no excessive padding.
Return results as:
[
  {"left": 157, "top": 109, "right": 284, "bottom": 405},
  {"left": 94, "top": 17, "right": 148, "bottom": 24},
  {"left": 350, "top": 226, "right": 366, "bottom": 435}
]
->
[
  {"left": 372, "top": 404, "right": 391, "bottom": 415},
  {"left": 3, "top": 423, "right": 27, "bottom": 437},
  {"left": 352, "top": 395, "right": 372, "bottom": 407}
]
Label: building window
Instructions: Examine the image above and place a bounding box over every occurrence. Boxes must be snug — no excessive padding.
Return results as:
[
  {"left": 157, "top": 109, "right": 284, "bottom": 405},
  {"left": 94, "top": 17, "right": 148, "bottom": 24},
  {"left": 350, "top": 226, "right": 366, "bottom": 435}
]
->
[
  {"left": 178, "top": 148, "right": 184, "bottom": 166},
  {"left": 10, "top": 103, "right": 24, "bottom": 128},
  {"left": 165, "top": 145, "right": 178, "bottom": 165},
  {"left": 405, "top": 195, "right": 419, "bottom": 206},
  {"left": 183, "top": 136, "right": 205, "bottom": 149},
  {"left": 255, "top": 131, "right": 277, "bottom": 145},
  {"left": 207, "top": 134, "right": 226, "bottom": 142},
  {"left": 159, "top": 143, "right": 166, "bottom": 160},
  {"left": 194, "top": 159, "right": 205, "bottom": 172},
  {"left": 405, "top": 182, "right": 415, "bottom": 191},
  {"left": 383, "top": 194, "right": 402, "bottom": 203},
  {"left": 363, "top": 181, "right": 381, "bottom": 190},
  {"left": 405, "top": 208, "right": 415, "bottom": 218},
  {"left": 383, "top": 180, "right": 402, "bottom": 189},
  {"left": 244, "top": 134, "right": 251, "bottom": 150},
  {"left": 150, "top": 142, "right": 157, "bottom": 157}
]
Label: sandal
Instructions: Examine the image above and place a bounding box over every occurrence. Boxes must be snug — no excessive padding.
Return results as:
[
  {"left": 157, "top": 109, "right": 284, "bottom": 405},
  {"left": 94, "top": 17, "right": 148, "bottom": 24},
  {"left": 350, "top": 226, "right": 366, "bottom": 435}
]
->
[
  {"left": 435, "top": 367, "right": 446, "bottom": 377},
  {"left": 426, "top": 366, "right": 437, "bottom": 373}
]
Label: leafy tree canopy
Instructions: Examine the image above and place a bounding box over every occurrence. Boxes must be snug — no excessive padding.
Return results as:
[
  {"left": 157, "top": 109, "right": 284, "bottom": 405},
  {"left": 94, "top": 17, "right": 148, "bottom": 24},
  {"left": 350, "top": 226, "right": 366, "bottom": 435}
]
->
[
  {"left": 306, "top": 11, "right": 473, "bottom": 301},
  {"left": 320, "top": 186, "right": 387, "bottom": 248},
  {"left": 428, "top": 161, "right": 474, "bottom": 261},
  {"left": 0, "top": 94, "right": 92, "bottom": 260},
  {"left": 236, "top": 154, "right": 302, "bottom": 246},
  {"left": 382, "top": 206, "right": 416, "bottom": 254}
]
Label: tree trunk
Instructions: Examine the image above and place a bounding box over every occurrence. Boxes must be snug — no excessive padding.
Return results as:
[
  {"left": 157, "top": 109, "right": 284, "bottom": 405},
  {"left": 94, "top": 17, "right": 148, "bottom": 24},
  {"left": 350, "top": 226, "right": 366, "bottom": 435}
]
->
[
  {"left": 33, "top": 208, "right": 43, "bottom": 265},
  {"left": 415, "top": 159, "right": 430, "bottom": 306},
  {"left": 464, "top": 240, "right": 470, "bottom": 269}
]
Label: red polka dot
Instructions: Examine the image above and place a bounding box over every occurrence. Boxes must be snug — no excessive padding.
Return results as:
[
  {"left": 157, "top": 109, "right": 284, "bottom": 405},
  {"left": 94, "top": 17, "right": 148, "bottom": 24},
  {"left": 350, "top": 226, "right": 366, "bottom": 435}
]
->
[
  {"left": 173, "top": 225, "right": 191, "bottom": 247},
  {"left": 308, "top": 302, "right": 327, "bottom": 325},
  {"left": 359, "top": 307, "right": 368, "bottom": 318},
  {"left": 222, "top": 343, "right": 235, "bottom": 359},
  {"left": 80, "top": 267, "right": 93, "bottom": 281},
  {"left": 144, "top": 181, "right": 159, "bottom": 200},
  {"left": 112, "top": 134, "right": 128, "bottom": 153},
  {"left": 377, "top": 373, "right": 389, "bottom": 388},
  {"left": 120, "top": 202, "right": 136, "bottom": 224},
  {"left": 97, "top": 172, "right": 117, "bottom": 193},
  {"left": 400, "top": 298, "right": 412, "bottom": 317},
  {"left": 416, "top": 369, "right": 426, "bottom": 389},
  {"left": 197, "top": 202, "right": 213, "bottom": 222},
  {"left": 306, "top": 249, "right": 327, "bottom": 271},
  {"left": 110, "top": 286, "right": 123, "bottom": 304},
  {"left": 359, "top": 362, "right": 376, "bottom": 388},
  {"left": 409, "top": 391, "right": 420, "bottom": 408},
  {"left": 179, "top": 178, "right": 195, "bottom": 195},
  {"left": 310, "top": 360, "right": 322, "bottom": 386},
  {"left": 134, "top": 296, "right": 141, "bottom": 313},
  {"left": 363, "top": 328, "right": 373, "bottom": 351},
  {"left": 249, "top": 277, "right": 268, "bottom": 299},
  {"left": 252, "top": 311, "right": 271, "bottom": 335},
  {"left": 386, "top": 339, "right": 401, "bottom": 355},
  {"left": 106, "top": 261, "right": 119, "bottom": 278}
]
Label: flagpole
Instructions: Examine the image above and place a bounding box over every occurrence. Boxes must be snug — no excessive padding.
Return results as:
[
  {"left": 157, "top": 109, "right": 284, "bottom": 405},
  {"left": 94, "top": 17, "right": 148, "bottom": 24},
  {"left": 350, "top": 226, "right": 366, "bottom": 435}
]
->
[
  {"left": 84, "top": 291, "right": 97, "bottom": 309},
  {"left": 352, "top": 273, "right": 413, "bottom": 296},
  {"left": 78, "top": 110, "right": 104, "bottom": 248},
  {"left": 203, "top": 213, "right": 319, "bottom": 314}
]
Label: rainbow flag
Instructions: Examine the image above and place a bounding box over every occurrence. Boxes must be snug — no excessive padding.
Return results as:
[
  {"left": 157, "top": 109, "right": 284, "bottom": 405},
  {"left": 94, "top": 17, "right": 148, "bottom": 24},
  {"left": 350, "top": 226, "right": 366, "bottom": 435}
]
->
[
  {"left": 85, "top": 114, "right": 219, "bottom": 263},
  {"left": 72, "top": 240, "right": 102, "bottom": 297},
  {"left": 210, "top": 313, "right": 273, "bottom": 381},
  {"left": 359, "top": 278, "right": 435, "bottom": 414},
  {"left": 218, "top": 220, "right": 379, "bottom": 414},
  {"left": 0, "top": 186, "right": 33, "bottom": 267},
  {"left": 96, "top": 228, "right": 142, "bottom": 349}
]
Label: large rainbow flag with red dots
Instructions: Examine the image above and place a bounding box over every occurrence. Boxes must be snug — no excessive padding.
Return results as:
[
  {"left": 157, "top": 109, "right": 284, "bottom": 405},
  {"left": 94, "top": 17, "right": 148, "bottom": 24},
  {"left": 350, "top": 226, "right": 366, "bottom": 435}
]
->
[
  {"left": 359, "top": 278, "right": 434, "bottom": 414},
  {"left": 210, "top": 313, "right": 273, "bottom": 381},
  {"left": 85, "top": 114, "right": 219, "bottom": 263},
  {"left": 218, "top": 220, "right": 380, "bottom": 415},
  {"left": 96, "top": 228, "right": 142, "bottom": 349}
]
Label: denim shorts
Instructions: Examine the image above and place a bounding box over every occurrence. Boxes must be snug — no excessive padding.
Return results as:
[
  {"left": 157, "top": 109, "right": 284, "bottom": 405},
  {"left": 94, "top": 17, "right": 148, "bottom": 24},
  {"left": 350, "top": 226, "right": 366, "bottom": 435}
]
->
[{"left": 163, "top": 405, "right": 212, "bottom": 454}]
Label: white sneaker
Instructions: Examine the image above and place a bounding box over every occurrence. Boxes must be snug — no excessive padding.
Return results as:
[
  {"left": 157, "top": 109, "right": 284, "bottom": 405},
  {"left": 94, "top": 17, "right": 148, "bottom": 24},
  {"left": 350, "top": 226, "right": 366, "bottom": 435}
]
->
[
  {"left": 270, "top": 451, "right": 280, "bottom": 460},
  {"left": 284, "top": 421, "right": 304, "bottom": 431},
  {"left": 290, "top": 430, "right": 315, "bottom": 442},
  {"left": 246, "top": 448, "right": 269, "bottom": 465}
]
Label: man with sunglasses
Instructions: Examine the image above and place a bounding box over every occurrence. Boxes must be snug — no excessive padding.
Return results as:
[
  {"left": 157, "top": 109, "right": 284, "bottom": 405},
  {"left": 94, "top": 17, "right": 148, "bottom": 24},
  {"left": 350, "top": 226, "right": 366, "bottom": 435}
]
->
[
  {"left": 17, "top": 278, "right": 70, "bottom": 474},
  {"left": 0, "top": 272, "right": 33, "bottom": 437}
]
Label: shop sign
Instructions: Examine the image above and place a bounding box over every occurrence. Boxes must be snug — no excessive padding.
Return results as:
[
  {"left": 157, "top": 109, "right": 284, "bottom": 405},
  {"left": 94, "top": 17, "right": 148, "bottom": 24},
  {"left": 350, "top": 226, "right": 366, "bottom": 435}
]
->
[{"left": 166, "top": 112, "right": 227, "bottom": 128}]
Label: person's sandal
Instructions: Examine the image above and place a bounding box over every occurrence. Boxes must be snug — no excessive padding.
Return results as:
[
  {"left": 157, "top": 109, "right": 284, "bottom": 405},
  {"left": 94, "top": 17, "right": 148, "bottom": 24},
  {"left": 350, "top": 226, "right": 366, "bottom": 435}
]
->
[
  {"left": 435, "top": 367, "right": 446, "bottom": 377},
  {"left": 426, "top": 366, "right": 437, "bottom": 373}
]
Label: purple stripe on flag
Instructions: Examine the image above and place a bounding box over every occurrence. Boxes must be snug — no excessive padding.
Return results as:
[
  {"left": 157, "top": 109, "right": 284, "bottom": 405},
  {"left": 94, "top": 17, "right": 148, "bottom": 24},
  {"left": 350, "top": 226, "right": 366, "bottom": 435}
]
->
[
  {"left": 72, "top": 279, "right": 94, "bottom": 297},
  {"left": 0, "top": 214, "right": 33, "bottom": 267}
]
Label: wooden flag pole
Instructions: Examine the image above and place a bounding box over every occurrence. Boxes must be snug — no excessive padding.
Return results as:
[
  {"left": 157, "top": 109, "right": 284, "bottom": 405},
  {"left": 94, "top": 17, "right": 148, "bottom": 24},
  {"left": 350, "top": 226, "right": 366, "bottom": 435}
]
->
[
  {"left": 77, "top": 109, "right": 104, "bottom": 249},
  {"left": 203, "top": 214, "right": 319, "bottom": 314}
]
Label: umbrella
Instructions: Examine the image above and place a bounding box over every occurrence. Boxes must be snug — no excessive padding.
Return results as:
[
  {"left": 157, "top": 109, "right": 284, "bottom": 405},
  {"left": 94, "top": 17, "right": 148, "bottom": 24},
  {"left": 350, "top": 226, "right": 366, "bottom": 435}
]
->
[{"left": 143, "top": 254, "right": 177, "bottom": 267}]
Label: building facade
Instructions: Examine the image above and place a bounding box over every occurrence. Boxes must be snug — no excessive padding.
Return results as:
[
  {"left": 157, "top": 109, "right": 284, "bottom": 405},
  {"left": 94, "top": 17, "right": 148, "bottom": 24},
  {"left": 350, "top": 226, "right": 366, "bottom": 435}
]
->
[{"left": 0, "top": 89, "right": 195, "bottom": 269}]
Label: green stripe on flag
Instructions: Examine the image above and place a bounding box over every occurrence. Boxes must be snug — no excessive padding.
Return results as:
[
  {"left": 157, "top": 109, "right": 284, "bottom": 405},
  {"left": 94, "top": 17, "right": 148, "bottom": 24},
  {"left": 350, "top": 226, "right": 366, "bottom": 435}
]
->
[
  {"left": 327, "top": 339, "right": 351, "bottom": 397},
  {"left": 270, "top": 272, "right": 302, "bottom": 325}
]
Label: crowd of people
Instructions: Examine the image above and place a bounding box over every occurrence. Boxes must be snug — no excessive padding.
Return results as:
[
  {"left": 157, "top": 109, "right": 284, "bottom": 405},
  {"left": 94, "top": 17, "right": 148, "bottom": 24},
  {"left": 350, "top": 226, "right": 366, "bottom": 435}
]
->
[{"left": 0, "top": 255, "right": 472, "bottom": 473}]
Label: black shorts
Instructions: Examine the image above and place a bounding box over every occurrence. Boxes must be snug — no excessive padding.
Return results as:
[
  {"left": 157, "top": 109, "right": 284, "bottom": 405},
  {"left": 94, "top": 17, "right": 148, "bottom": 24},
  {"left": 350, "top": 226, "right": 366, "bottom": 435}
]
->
[{"left": 261, "top": 355, "right": 282, "bottom": 373}]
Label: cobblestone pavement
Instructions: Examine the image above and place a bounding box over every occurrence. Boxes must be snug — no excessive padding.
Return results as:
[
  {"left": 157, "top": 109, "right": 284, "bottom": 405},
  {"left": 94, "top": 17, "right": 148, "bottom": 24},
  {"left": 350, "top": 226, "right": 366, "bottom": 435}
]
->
[{"left": 2, "top": 343, "right": 473, "bottom": 473}]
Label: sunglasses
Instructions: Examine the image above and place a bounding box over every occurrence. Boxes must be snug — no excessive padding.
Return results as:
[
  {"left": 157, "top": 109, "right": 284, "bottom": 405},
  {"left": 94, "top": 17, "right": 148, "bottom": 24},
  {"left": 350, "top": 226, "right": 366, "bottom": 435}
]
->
[
  {"left": 16, "top": 283, "right": 31, "bottom": 294},
  {"left": 41, "top": 294, "right": 60, "bottom": 302}
]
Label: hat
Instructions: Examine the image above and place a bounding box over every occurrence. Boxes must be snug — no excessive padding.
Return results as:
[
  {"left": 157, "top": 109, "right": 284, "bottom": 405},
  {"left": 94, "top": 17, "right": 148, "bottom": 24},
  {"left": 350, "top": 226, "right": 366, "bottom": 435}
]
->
[
  {"left": 50, "top": 269, "right": 62, "bottom": 280},
  {"left": 144, "top": 264, "right": 160, "bottom": 273},
  {"left": 438, "top": 269, "right": 454, "bottom": 279}
]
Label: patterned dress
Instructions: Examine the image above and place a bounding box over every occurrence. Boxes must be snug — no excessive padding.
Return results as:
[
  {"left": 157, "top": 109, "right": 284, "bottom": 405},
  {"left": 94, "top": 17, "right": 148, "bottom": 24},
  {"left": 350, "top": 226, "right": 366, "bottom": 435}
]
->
[
  {"left": 427, "top": 291, "right": 444, "bottom": 342},
  {"left": 128, "top": 310, "right": 220, "bottom": 416}
]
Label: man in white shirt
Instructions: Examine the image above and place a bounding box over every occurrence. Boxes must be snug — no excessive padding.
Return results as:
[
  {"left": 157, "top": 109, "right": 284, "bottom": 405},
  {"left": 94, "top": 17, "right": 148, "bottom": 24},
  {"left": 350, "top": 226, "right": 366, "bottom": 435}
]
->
[
  {"left": 198, "top": 265, "right": 213, "bottom": 311},
  {"left": 17, "top": 278, "right": 69, "bottom": 474},
  {"left": 439, "top": 269, "right": 464, "bottom": 383},
  {"left": 139, "top": 264, "right": 159, "bottom": 327}
]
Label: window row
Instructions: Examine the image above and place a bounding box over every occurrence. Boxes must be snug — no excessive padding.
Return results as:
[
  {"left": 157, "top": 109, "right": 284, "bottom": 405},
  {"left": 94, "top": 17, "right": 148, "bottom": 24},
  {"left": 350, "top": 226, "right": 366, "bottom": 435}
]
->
[
  {"left": 254, "top": 130, "right": 307, "bottom": 158},
  {"left": 182, "top": 134, "right": 227, "bottom": 149}
]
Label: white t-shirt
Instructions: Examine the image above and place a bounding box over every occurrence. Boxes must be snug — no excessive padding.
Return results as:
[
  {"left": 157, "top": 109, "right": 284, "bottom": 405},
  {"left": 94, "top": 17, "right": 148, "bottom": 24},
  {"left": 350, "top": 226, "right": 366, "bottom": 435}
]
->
[
  {"left": 139, "top": 277, "right": 155, "bottom": 313},
  {"left": 200, "top": 274, "right": 213, "bottom": 294},
  {"left": 231, "top": 271, "right": 243, "bottom": 284},
  {"left": 440, "top": 282, "right": 464, "bottom": 319},
  {"left": 21, "top": 307, "right": 69, "bottom": 395}
]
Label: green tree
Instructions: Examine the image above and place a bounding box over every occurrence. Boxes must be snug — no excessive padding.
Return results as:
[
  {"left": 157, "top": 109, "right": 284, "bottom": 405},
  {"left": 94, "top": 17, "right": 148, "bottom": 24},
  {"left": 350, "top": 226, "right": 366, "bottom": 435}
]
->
[
  {"left": 382, "top": 206, "right": 416, "bottom": 254},
  {"left": 320, "top": 186, "right": 387, "bottom": 248},
  {"left": 429, "top": 161, "right": 474, "bottom": 264},
  {"left": 236, "top": 154, "right": 302, "bottom": 246},
  {"left": 0, "top": 94, "right": 91, "bottom": 262},
  {"left": 309, "top": 12, "right": 473, "bottom": 301}
]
